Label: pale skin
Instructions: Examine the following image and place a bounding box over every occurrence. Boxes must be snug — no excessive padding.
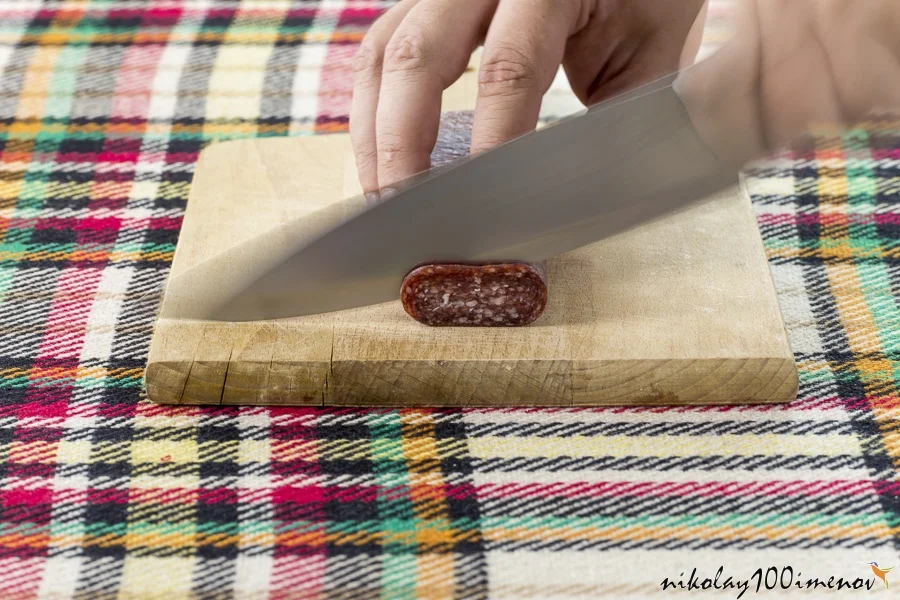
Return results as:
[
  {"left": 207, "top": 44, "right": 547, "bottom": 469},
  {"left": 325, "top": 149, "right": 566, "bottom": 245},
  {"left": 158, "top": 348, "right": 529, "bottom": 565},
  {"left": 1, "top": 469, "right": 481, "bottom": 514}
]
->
[{"left": 351, "top": 0, "right": 900, "bottom": 193}]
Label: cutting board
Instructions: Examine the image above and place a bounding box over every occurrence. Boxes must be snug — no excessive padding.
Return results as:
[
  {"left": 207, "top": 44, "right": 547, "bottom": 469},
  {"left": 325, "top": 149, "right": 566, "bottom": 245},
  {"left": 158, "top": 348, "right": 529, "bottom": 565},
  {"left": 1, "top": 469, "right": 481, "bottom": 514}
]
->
[{"left": 144, "top": 70, "right": 797, "bottom": 407}]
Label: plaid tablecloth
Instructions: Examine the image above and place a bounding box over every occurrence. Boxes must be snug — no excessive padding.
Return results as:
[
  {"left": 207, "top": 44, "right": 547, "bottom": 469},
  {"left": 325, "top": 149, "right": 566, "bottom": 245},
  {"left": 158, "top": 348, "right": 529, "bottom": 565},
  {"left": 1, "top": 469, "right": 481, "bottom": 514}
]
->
[{"left": 1, "top": 1, "right": 899, "bottom": 598}]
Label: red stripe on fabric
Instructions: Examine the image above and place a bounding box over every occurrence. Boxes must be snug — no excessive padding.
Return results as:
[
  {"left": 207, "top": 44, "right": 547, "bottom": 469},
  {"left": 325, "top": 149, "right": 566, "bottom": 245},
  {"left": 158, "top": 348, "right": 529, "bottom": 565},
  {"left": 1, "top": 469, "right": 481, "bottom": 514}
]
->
[
  {"left": 147, "top": 217, "right": 180, "bottom": 230},
  {"left": 270, "top": 402, "right": 325, "bottom": 597},
  {"left": 19, "top": 217, "right": 123, "bottom": 231},
  {"left": 197, "top": 488, "right": 239, "bottom": 504},
  {"left": 87, "top": 488, "right": 130, "bottom": 505},
  {"left": 322, "top": 485, "right": 378, "bottom": 503},
  {"left": 36, "top": 266, "right": 105, "bottom": 359},
  {"left": 273, "top": 486, "right": 323, "bottom": 504},
  {"left": 314, "top": 7, "right": 366, "bottom": 133},
  {"left": 164, "top": 152, "right": 200, "bottom": 164},
  {"left": 1, "top": 489, "right": 53, "bottom": 507},
  {"left": 96, "top": 402, "right": 137, "bottom": 420},
  {"left": 95, "top": 152, "right": 141, "bottom": 164},
  {"left": 76, "top": 217, "right": 122, "bottom": 231},
  {"left": 284, "top": 8, "right": 320, "bottom": 19},
  {"left": 872, "top": 149, "right": 900, "bottom": 160},
  {"left": 15, "top": 401, "right": 67, "bottom": 419},
  {"left": 756, "top": 213, "right": 851, "bottom": 226},
  {"left": 874, "top": 214, "right": 900, "bottom": 225},
  {"left": 110, "top": 42, "right": 166, "bottom": 121},
  {"left": 143, "top": 6, "right": 183, "bottom": 25}
]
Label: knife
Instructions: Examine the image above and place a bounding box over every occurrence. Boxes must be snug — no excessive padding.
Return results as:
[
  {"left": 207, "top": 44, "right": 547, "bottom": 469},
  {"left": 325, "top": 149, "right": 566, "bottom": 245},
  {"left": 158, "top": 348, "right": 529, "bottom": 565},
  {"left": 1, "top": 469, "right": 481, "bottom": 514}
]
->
[{"left": 172, "top": 70, "right": 740, "bottom": 322}]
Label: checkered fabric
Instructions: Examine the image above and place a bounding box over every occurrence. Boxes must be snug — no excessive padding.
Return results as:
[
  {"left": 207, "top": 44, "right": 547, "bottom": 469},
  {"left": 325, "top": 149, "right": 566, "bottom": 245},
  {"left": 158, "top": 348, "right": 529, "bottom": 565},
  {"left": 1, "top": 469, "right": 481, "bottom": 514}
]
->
[{"left": 1, "top": 1, "right": 898, "bottom": 598}]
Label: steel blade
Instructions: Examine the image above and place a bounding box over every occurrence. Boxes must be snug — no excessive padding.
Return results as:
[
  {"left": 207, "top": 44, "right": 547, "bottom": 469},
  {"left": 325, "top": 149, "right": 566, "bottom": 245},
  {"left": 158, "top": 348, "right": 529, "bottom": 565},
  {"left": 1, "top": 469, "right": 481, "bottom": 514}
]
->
[{"left": 176, "top": 73, "right": 739, "bottom": 321}]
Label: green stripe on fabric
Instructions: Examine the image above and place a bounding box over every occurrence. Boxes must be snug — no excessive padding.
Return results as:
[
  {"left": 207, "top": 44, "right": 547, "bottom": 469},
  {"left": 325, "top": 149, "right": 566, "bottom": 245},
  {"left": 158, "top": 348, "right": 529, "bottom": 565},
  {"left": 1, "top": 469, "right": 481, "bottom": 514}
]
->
[{"left": 368, "top": 411, "right": 417, "bottom": 599}]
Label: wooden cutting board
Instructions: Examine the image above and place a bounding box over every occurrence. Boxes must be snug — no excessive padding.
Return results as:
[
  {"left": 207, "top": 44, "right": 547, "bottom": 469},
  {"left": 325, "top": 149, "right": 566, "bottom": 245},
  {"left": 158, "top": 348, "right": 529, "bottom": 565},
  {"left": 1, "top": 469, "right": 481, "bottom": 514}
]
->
[
  {"left": 143, "top": 137, "right": 797, "bottom": 407},
  {"left": 144, "top": 70, "right": 797, "bottom": 407}
]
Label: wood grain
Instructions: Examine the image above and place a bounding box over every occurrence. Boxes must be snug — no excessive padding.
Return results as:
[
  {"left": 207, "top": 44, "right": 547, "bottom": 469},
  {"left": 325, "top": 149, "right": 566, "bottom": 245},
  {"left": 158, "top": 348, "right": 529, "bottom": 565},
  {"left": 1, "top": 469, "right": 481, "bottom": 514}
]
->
[{"left": 144, "top": 69, "right": 798, "bottom": 407}]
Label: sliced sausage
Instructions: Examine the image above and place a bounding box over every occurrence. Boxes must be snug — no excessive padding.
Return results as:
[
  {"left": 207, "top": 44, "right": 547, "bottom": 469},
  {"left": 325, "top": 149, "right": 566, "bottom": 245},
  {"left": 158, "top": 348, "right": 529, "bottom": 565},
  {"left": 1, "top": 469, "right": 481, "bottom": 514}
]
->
[{"left": 401, "top": 262, "right": 547, "bottom": 326}]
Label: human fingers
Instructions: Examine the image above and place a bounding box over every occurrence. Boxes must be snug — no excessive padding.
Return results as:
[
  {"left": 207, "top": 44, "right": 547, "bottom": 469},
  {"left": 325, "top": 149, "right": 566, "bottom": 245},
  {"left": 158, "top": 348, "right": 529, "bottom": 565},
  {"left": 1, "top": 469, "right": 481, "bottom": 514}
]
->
[
  {"left": 680, "top": 0, "right": 709, "bottom": 69},
  {"left": 673, "top": 0, "right": 769, "bottom": 168},
  {"left": 374, "top": 0, "right": 498, "bottom": 189},
  {"left": 811, "top": 0, "right": 900, "bottom": 120},
  {"left": 470, "top": 0, "right": 588, "bottom": 154},
  {"left": 676, "top": 0, "right": 900, "bottom": 168},
  {"left": 752, "top": 0, "right": 844, "bottom": 151},
  {"left": 350, "top": 0, "right": 421, "bottom": 195}
]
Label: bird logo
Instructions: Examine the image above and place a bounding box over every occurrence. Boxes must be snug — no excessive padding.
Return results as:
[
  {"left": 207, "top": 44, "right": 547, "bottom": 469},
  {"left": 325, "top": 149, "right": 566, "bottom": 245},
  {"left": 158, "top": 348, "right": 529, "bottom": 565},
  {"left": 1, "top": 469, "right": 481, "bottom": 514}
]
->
[{"left": 861, "top": 561, "right": 894, "bottom": 589}]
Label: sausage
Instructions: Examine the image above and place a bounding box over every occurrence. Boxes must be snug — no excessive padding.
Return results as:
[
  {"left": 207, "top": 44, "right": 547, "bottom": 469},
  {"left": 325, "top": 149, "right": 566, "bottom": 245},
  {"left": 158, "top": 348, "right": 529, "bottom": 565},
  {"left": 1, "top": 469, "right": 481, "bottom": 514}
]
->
[
  {"left": 399, "top": 111, "right": 548, "bottom": 327},
  {"left": 401, "top": 262, "right": 548, "bottom": 326}
]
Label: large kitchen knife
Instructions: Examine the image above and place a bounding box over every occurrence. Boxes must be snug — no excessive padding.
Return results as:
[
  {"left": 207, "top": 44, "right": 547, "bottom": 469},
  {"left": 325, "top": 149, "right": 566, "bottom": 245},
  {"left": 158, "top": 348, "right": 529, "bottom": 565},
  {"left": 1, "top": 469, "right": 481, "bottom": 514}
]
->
[{"left": 171, "top": 71, "right": 740, "bottom": 322}]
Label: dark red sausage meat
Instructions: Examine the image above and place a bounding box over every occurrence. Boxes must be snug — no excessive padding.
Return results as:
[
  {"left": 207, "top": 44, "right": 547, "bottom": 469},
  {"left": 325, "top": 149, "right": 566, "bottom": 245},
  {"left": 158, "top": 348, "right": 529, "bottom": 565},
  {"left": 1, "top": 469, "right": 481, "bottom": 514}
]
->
[
  {"left": 397, "top": 111, "right": 549, "bottom": 327},
  {"left": 401, "top": 263, "right": 548, "bottom": 327}
]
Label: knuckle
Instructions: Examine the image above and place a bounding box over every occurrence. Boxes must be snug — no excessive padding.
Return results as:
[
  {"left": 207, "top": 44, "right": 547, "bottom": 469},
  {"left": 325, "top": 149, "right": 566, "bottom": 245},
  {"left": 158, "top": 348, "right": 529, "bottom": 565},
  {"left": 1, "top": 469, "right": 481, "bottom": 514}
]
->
[
  {"left": 352, "top": 38, "right": 383, "bottom": 77},
  {"left": 376, "top": 130, "right": 431, "bottom": 166},
  {"left": 478, "top": 45, "right": 540, "bottom": 96},
  {"left": 376, "top": 131, "right": 409, "bottom": 161},
  {"left": 472, "top": 133, "right": 510, "bottom": 153},
  {"left": 355, "top": 149, "right": 378, "bottom": 175},
  {"left": 383, "top": 30, "right": 431, "bottom": 74}
]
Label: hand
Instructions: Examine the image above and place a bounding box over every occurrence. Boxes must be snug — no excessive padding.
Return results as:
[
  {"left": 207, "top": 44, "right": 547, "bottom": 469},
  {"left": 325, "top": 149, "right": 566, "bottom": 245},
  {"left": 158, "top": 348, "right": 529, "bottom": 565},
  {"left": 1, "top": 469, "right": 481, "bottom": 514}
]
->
[
  {"left": 676, "top": 0, "right": 900, "bottom": 167},
  {"left": 351, "top": 0, "right": 707, "bottom": 193}
]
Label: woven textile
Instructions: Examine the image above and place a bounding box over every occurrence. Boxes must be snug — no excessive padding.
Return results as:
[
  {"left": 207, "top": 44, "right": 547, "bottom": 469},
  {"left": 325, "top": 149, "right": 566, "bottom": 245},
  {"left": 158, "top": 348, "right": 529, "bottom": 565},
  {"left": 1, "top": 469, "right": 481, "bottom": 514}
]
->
[{"left": 1, "top": 1, "right": 899, "bottom": 598}]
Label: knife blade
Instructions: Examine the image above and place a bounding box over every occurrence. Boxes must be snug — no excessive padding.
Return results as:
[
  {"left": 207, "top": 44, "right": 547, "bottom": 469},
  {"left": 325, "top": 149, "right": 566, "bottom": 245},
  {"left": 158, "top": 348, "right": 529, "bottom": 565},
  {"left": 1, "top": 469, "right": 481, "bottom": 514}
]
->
[{"left": 172, "top": 71, "right": 740, "bottom": 322}]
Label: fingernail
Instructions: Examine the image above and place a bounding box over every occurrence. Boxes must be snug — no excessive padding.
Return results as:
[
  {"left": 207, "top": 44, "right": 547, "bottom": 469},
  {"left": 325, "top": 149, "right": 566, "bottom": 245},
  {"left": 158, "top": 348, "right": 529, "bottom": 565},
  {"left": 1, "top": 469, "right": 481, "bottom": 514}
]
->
[
  {"left": 365, "top": 192, "right": 380, "bottom": 204},
  {"left": 380, "top": 187, "right": 398, "bottom": 200}
]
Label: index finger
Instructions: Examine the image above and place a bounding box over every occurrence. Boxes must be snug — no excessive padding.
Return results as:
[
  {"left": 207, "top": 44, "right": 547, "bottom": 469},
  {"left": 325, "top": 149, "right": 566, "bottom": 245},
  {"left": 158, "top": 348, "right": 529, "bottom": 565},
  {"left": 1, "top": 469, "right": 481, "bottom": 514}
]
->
[{"left": 375, "top": 0, "right": 496, "bottom": 189}]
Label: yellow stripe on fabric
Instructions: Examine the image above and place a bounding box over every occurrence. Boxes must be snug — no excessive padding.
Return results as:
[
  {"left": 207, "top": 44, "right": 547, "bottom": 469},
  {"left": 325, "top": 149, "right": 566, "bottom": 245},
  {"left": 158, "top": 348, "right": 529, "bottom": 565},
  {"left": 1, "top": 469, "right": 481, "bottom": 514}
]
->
[
  {"left": 56, "top": 521, "right": 895, "bottom": 553},
  {"left": 8, "top": 30, "right": 369, "bottom": 46},
  {"left": 14, "top": 46, "right": 62, "bottom": 120},
  {"left": 826, "top": 265, "right": 884, "bottom": 357},
  {"left": 468, "top": 434, "right": 861, "bottom": 459},
  {"left": 397, "top": 411, "right": 456, "bottom": 597},
  {"left": 817, "top": 175, "right": 850, "bottom": 204},
  {"left": 119, "top": 557, "right": 195, "bottom": 599},
  {"left": 269, "top": 438, "right": 319, "bottom": 462},
  {"left": 825, "top": 269, "right": 883, "bottom": 357},
  {"left": 482, "top": 522, "right": 895, "bottom": 545},
  {"left": 7, "top": 441, "right": 59, "bottom": 464},
  {"left": 0, "top": 45, "right": 62, "bottom": 205},
  {"left": 203, "top": 2, "right": 289, "bottom": 128},
  {"left": 765, "top": 246, "right": 900, "bottom": 262},
  {"left": 204, "top": 47, "right": 280, "bottom": 123},
  {"left": 55, "top": 440, "right": 92, "bottom": 463},
  {"left": 413, "top": 554, "right": 458, "bottom": 600},
  {"left": 131, "top": 440, "right": 199, "bottom": 464}
]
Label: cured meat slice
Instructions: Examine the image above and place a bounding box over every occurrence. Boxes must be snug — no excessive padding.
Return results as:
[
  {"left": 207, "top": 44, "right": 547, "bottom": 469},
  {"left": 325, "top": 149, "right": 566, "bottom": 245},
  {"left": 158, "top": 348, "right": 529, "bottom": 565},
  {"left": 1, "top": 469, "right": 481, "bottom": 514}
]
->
[{"left": 401, "top": 262, "right": 547, "bottom": 327}]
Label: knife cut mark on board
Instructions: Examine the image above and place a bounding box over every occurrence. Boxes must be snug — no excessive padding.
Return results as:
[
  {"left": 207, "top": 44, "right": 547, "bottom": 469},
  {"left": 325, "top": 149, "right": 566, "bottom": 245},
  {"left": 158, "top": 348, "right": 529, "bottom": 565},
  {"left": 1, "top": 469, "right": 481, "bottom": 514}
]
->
[{"left": 218, "top": 347, "right": 233, "bottom": 406}]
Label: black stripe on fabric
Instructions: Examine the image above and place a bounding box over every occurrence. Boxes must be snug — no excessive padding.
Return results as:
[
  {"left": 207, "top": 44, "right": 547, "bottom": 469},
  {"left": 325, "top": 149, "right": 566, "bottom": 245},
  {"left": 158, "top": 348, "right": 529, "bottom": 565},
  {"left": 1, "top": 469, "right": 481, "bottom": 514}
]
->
[
  {"left": 470, "top": 454, "right": 866, "bottom": 472},
  {"left": 479, "top": 491, "right": 886, "bottom": 521},
  {"left": 463, "top": 419, "right": 855, "bottom": 438}
]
